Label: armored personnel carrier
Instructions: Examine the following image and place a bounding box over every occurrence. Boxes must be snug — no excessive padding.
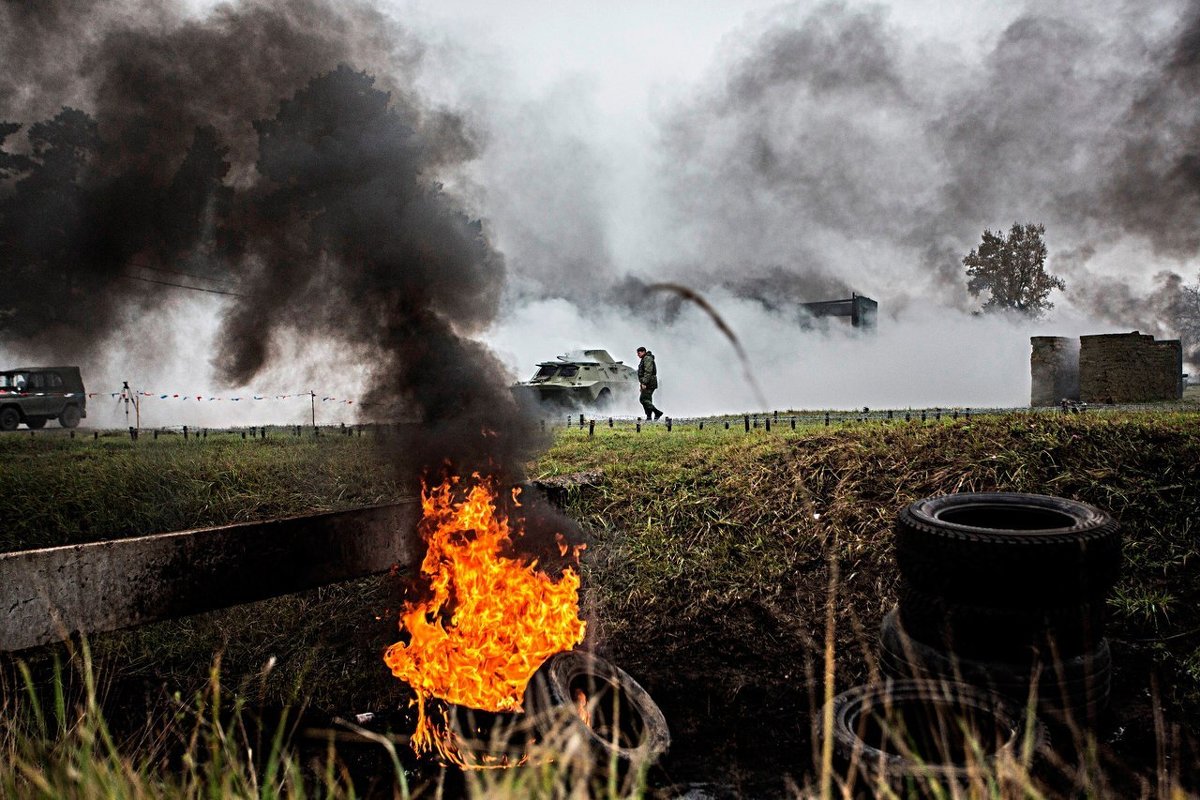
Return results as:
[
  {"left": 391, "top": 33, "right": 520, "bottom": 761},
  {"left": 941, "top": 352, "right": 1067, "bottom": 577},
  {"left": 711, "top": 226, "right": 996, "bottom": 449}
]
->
[{"left": 512, "top": 349, "right": 637, "bottom": 411}]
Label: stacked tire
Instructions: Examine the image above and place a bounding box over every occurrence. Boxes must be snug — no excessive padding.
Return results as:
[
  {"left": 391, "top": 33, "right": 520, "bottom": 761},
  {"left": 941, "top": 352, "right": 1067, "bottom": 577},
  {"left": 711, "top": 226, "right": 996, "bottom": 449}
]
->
[{"left": 884, "top": 492, "right": 1122, "bottom": 724}]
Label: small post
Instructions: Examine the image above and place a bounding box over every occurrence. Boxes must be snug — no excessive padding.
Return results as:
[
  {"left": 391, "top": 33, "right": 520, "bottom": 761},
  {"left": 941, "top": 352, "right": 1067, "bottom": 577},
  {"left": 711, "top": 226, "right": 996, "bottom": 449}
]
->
[
  {"left": 154, "top": 429, "right": 159, "bottom": 440},
  {"left": 261, "top": 427, "right": 267, "bottom": 440},
  {"left": 203, "top": 429, "right": 208, "bottom": 439},
  {"left": 791, "top": 417, "right": 796, "bottom": 430},
  {"left": 608, "top": 417, "right": 613, "bottom": 428},
  {"left": 666, "top": 417, "right": 673, "bottom": 432},
  {"left": 357, "top": 426, "right": 362, "bottom": 437},
  {"left": 183, "top": 425, "right": 189, "bottom": 441},
  {"left": 765, "top": 417, "right": 771, "bottom": 432},
  {"left": 744, "top": 414, "right": 750, "bottom": 433},
  {"left": 93, "top": 431, "right": 98, "bottom": 440},
  {"left": 935, "top": 408, "right": 941, "bottom": 421},
  {"left": 699, "top": 420, "right": 704, "bottom": 430},
  {"left": 921, "top": 410, "right": 927, "bottom": 422},
  {"left": 310, "top": 390, "right": 316, "bottom": 430},
  {"left": 905, "top": 411, "right": 911, "bottom": 422},
  {"left": 966, "top": 408, "right": 971, "bottom": 419},
  {"left": 952, "top": 410, "right": 958, "bottom": 421},
  {"left": 824, "top": 412, "right": 830, "bottom": 427},
  {"left": 69, "top": 430, "right": 74, "bottom": 439},
  {"left": 579, "top": 413, "right": 585, "bottom": 428},
  {"left": 724, "top": 420, "right": 729, "bottom": 430},
  {"left": 241, "top": 431, "right": 246, "bottom": 440},
  {"left": 887, "top": 409, "right": 893, "bottom": 421},
  {"left": 128, "top": 427, "right": 136, "bottom": 441},
  {"left": 773, "top": 410, "right": 778, "bottom": 421},
  {"left": 566, "top": 415, "right": 572, "bottom": 428},
  {"left": 636, "top": 422, "right": 641, "bottom": 433},
  {"left": 588, "top": 419, "right": 595, "bottom": 437}
]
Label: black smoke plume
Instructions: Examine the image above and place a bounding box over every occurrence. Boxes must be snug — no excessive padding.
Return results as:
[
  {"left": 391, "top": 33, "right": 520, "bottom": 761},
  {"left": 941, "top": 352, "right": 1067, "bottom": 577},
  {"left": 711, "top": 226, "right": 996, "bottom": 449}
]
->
[{"left": 0, "top": 0, "right": 542, "bottom": 487}]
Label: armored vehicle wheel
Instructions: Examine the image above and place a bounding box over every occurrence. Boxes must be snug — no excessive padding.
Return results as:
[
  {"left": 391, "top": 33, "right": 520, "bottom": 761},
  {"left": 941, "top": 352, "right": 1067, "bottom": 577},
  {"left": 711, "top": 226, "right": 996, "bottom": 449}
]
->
[
  {"left": 25, "top": 417, "right": 47, "bottom": 429},
  {"left": 0, "top": 407, "right": 19, "bottom": 431},
  {"left": 594, "top": 388, "right": 613, "bottom": 411},
  {"left": 59, "top": 405, "right": 82, "bottom": 428}
]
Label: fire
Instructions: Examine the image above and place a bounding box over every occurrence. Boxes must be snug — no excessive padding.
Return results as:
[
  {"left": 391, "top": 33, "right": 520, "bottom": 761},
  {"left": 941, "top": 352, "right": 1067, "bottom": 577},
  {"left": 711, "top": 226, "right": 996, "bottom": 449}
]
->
[{"left": 384, "top": 473, "right": 587, "bottom": 765}]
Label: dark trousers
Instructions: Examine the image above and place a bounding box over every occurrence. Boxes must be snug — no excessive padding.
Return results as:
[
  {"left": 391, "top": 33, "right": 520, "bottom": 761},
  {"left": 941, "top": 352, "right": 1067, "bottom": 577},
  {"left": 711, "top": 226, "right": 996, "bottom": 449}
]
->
[{"left": 639, "top": 388, "right": 661, "bottom": 418}]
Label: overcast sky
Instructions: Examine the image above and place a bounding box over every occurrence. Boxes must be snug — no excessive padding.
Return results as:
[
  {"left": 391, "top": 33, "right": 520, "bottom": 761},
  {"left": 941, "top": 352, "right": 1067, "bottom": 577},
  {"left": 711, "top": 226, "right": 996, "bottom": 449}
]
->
[{"left": 7, "top": 0, "right": 1197, "bottom": 424}]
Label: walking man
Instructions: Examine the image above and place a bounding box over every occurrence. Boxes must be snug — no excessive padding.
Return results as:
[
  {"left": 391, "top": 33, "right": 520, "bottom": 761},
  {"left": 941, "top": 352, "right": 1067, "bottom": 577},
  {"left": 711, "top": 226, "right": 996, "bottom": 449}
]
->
[{"left": 636, "top": 346, "right": 664, "bottom": 420}]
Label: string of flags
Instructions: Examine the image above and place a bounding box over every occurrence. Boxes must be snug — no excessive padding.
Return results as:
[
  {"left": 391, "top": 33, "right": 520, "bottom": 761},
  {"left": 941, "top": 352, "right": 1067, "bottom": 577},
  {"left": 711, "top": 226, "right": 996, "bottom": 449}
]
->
[{"left": 86, "top": 391, "right": 355, "bottom": 404}]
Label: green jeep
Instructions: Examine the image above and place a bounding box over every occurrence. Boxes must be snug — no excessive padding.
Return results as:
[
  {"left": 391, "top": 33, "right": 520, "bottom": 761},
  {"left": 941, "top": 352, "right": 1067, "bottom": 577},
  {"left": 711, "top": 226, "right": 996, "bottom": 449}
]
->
[{"left": 0, "top": 366, "right": 87, "bottom": 430}]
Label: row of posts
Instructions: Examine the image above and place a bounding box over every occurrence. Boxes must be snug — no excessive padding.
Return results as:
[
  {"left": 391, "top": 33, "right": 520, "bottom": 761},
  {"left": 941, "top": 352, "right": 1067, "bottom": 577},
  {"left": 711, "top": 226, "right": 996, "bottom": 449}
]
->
[
  {"left": 554, "top": 407, "right": 975, "bottom": 436},
  {"left": 105, "top": 424, "right": 364, "bottom": 441}
]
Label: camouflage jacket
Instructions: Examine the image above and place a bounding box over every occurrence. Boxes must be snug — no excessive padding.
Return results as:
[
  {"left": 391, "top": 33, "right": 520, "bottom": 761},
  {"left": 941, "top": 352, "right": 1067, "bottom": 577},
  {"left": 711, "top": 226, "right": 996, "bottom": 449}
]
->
[{"left": 638, "top": 351, "right": 658, "bottom": 390}]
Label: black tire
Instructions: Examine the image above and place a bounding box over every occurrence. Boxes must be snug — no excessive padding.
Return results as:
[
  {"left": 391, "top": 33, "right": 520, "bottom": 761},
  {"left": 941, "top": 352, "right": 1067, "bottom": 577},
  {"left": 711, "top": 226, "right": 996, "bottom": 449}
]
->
[
  {"left": 525, "top": 650, "right": 670, "bottom": 769},
  {"left": 821, "top": 678, "right": 1045, "bottom": 789},
  {"left": 59, "top": 405, "right": 82, "bottom": 429},
  {"left": 593, "top": 388, "right": 613, "bottom": 411},
  {"left": 25, "top": 417, "right": 47, "bottom": 429},
  {"left": 895, "top": 493, "right": 1122, "bottom": 608},
  {"left": 898, "top": 583, "right": 1105, "bottom": 659},
  {"left": 0, "top": 407, "right": 18, "bottom": 432},
  {"left": 880, "top": 608, "right": 1111, "bottom": 721}
]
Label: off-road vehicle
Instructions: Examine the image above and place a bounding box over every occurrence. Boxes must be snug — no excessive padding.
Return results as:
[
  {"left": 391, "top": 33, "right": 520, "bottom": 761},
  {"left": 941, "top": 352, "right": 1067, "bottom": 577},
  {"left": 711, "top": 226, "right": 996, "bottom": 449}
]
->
[
  {"left": 0, "top": 366, "right": 87, "bottom": 430},
  {"left": 511, "top": 349, "right": 637, "bottom": 411}
]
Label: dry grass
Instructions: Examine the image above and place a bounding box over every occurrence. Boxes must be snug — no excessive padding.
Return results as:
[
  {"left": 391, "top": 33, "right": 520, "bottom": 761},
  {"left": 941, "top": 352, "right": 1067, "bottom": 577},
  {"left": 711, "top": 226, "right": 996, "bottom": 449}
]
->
[{"left": 1, "top": 411, "right": 1199, "bottom": 795}]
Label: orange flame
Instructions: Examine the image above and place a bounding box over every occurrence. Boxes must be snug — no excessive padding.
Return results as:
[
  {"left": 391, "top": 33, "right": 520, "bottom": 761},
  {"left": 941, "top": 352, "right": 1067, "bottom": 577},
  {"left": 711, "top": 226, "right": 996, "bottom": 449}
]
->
[{"left": 384, "top": 474, "right": 586, "bottom": 765}]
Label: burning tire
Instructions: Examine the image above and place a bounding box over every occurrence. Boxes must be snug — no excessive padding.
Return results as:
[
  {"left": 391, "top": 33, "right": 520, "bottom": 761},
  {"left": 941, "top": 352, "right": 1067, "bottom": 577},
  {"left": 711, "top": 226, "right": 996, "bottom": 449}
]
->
[
  {"left": 821, "top": 678, "right": 1044, "bottom": 792},
  {"left": 879, "top": 608, "right": 1112, "bottom": 724},
  {"left": 895, "top": 492, "right": 1122, "bottom": 608},
  {"left": 525, "top": 651, "right": 670, "bottom": 770}
]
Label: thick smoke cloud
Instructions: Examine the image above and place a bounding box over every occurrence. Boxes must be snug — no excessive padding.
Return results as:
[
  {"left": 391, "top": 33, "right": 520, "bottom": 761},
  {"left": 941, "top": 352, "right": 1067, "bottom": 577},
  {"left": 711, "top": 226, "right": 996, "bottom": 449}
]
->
[
  {"left": 0, "top": 0, "right": 540, "bottom": 484},
  {"left": 647, "top": 0, "right": 1200, "bottom": 338}
]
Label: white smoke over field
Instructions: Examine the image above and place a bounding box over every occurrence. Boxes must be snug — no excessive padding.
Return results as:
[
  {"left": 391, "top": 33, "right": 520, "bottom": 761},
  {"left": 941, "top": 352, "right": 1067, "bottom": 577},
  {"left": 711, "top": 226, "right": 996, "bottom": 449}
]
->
[{"left": 4, "top": 0, "right": 1200, "bottom": 428}]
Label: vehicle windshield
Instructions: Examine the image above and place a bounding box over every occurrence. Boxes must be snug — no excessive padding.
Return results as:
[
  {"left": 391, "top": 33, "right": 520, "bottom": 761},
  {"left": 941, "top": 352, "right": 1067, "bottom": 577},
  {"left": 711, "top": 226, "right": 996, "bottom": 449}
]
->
[
  {"left": 558, "top": 365, "right": 578, "bottom": 378},
  {"left": 534, "top": 365, "right": 558, "bottom": 379}
]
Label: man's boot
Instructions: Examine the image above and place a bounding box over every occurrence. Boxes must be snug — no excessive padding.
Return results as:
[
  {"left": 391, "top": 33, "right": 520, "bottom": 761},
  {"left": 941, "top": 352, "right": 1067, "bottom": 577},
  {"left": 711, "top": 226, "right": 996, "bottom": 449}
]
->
[{"left": 653, "top": 409, "right": 663, "bottom": 420}]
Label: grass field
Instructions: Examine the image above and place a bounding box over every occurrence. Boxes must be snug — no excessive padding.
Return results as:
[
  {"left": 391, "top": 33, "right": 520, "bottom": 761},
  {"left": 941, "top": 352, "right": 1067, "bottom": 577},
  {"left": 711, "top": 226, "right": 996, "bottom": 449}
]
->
[{"left": 2, "top": 411, "right": 1199, "bottom": 796}]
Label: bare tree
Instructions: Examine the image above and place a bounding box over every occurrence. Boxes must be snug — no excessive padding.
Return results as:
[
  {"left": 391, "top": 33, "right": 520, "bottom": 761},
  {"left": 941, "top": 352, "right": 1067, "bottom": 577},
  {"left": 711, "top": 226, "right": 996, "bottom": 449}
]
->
[{"left": 963, "top": 223, "right": 1065, "bottom": 317}]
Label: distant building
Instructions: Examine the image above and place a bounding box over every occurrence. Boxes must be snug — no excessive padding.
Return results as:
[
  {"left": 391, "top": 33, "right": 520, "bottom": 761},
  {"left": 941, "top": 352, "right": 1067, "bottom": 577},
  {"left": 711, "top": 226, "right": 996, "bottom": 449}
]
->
[
  {"left": 1030, "top": 331, "right": 1184, "bottom": 405},
  {"left": 801, "top": 293, "right": 878, "bottom": 330}
]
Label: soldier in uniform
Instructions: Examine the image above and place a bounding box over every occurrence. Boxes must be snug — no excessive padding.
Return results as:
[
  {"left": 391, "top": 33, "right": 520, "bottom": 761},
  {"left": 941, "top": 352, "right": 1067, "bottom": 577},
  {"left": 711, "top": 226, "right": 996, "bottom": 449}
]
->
[{"left": 636, "top": 346, "right": 664, "bottom": 420}]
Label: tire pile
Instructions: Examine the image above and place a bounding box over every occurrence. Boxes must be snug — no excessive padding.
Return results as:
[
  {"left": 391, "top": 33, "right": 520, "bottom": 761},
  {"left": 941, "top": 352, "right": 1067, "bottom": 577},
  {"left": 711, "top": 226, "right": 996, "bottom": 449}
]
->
[
  {"left": 885, "top": 492, "right": 1122, "bottom": 723},
  {"left": 823, "top": 492, "right": 1121, "bottom": 791}
]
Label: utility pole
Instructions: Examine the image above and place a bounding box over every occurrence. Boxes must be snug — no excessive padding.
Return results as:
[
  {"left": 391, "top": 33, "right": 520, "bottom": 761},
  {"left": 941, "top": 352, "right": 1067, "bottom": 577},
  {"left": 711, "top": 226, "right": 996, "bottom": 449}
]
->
[
  {"left": 310, "top": 390, "right": 316, "bottom": 430},
  {"left": 121, "top": 381, "right": 132, "bottom": 428}
]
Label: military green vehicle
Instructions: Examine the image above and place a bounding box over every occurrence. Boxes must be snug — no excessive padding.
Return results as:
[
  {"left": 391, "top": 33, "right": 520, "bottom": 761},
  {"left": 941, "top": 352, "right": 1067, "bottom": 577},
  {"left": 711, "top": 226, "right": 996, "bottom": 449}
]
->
[
  {"left": 0, "top": 366, "right": 87, "bottom": 431},
  {"left": 512, "top": 349, "right": 638, "bottom": 411}
]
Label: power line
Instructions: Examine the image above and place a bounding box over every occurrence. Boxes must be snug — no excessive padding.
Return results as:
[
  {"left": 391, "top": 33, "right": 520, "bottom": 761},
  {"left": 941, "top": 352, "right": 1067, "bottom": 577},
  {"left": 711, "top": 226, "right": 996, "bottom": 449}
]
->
[
  {"left": 120, "top": 273, "right": 246, "bottom": 297},
  {"left": 128, "top": 261, "right": 241, "bottom": 288}
]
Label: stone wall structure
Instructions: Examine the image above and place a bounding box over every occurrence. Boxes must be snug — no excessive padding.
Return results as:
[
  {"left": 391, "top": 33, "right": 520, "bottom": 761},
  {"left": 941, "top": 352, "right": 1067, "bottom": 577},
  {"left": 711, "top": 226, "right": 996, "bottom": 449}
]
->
[
  {"left": 1030, "top": 336, "right": 1080, "bottom": 406},
  {"left": 1031, "top": 331, "right": 1183, "bottom": 406},
  {"left": 1079, "top": 332, "right": 1183, "bottom": 403}
]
